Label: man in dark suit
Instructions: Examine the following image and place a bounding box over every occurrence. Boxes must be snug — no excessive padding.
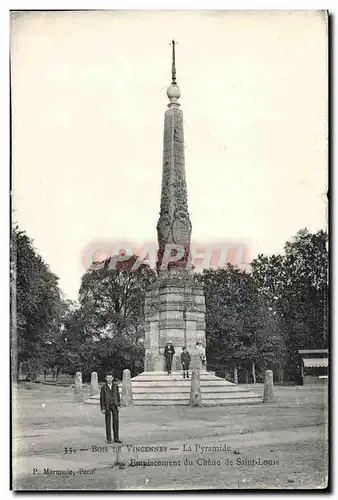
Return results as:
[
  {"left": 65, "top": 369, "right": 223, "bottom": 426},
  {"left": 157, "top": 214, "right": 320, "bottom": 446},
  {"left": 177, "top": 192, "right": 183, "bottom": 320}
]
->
[
  {"left": 164, "top": 340, "right": 175, "bottom": 375},
  {"left": 100, "top": 373, "right": 122, "bottom": 444}
]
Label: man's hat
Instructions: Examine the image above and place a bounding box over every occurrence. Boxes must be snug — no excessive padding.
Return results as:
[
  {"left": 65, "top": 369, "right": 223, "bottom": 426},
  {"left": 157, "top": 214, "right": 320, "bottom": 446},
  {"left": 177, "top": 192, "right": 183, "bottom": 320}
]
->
[
  {"left": 167, "top": 340, "right": 173, "bottom": 344},
  {"left": 182, "top": 346, "right": 186, "bottom": 350}
]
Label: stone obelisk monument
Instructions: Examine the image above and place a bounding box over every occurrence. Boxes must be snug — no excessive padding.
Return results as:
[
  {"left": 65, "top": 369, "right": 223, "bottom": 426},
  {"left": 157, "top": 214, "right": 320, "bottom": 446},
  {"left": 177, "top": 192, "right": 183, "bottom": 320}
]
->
[
  {"left": 85, "top": 42, "right": 261, "bottom": 406},
  {"left": 144, "top": 40, "right": 206, "bottom": 372}
]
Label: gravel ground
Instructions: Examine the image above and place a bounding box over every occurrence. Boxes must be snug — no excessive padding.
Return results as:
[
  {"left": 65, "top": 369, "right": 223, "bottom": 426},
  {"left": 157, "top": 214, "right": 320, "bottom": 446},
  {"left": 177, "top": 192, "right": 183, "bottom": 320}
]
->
[{"left": 12, "top": 382, "right": 328, "bottom": 490}]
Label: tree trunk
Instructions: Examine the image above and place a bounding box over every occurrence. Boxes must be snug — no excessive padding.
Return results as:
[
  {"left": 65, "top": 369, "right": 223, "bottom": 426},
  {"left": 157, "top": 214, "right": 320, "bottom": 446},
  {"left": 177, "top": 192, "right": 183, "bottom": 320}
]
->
[
  {"left": 278, "top": 363, "right": 284, "bottom": 383},
  {"left": 11, "top": 347, "right": 17, "bottom": 384},
  {"left": 234, "top": 365, "right": 238, "bottom": 384},
  {"left": 10, "top": 261, "right": 18, "bottom": 384},
  {"left": 15, "top": 360, "right": 21, "bottom": 384},
  {"left": 252, "top": 361, "right": 256, "bottom": 384},
  {"left": 245, "top": 369, "right": 249, "bottom": 384}
]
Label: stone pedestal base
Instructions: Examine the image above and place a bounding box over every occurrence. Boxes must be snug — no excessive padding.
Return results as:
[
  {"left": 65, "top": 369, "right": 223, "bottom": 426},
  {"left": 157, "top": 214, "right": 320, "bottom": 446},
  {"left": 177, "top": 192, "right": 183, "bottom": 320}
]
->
[
  {"left": 144, "top": 351, "right": 164, "bottom": 372},
  {"left": 144, "top": 269, "right": 206, "bottom": 372}
]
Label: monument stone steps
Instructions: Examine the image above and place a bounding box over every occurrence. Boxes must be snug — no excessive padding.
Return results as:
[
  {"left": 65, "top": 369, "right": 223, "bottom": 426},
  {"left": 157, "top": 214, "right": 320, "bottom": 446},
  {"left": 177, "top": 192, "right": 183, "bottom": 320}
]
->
[
  {"left": 85, "top": 370, "right": 261, "bottom": 406},
  {"left": 130, "top": 372, "right": 233, "bottom": 382},
  {"left": 133, "top": 391, "right": 259, "bottom": 400},
  {"left": 132, "top": 385, "right": 252, "bottom": 393},
  {"left": 132, "top": 379, "right": 237, "bottom": 386},
  {"left": 129, "top": 370, "right": 261, "bottom": 405},
  {"left": 132, "top": 398, "right": 262, "bottom": 406}
]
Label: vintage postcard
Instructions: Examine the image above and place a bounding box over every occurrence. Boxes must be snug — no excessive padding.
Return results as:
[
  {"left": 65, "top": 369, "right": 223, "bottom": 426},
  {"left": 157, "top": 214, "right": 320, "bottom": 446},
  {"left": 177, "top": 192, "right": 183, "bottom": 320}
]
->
[{"left": 10, "top": 10, "right": 328, "bottom": 491}]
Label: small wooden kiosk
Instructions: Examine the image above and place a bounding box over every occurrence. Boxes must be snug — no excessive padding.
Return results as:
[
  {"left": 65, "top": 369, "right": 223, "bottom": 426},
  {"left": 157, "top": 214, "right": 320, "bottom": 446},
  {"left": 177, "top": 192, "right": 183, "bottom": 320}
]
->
[{"left": 298, "top": 349, "right": 328, "bottom": 385}]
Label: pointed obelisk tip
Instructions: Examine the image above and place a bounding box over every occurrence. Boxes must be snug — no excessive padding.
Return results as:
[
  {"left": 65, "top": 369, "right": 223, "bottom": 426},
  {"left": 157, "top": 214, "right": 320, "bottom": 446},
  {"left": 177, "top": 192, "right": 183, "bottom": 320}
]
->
[
  {"left": 171, "top": 39, "right": 176, "bottom": 84},
  {"left": 167, "top": 39, "right": 180, "bottom": 105}
]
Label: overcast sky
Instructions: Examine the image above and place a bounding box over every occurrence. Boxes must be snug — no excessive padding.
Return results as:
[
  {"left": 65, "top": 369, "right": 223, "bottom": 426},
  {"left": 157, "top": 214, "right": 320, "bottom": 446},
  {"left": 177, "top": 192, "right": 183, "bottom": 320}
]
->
[{"left": 11, "top": 10, "right": 328, "bottom": 300}]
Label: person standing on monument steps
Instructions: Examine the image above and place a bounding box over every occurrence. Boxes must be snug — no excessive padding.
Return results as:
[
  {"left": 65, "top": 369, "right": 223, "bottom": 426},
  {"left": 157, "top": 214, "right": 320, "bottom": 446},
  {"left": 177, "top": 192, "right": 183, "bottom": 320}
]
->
[
  {"left": 100, "top": 373, "right": 122, "bottom": 444},
  {"left": 196, "top": 341, "right": 206, "bottom": 370},
  {"left": 164, "top": 340, "right": 175, "bottom": 375},
  {"left": 181, "top": 346, "right": 191, "bottom": 378}
]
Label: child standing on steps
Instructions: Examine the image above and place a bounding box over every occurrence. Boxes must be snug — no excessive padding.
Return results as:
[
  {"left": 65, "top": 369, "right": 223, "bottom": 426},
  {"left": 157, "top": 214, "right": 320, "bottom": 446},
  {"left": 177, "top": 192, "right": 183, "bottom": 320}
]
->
[{"left": 181, "top": 346, "right": 191, "bottom": 378}]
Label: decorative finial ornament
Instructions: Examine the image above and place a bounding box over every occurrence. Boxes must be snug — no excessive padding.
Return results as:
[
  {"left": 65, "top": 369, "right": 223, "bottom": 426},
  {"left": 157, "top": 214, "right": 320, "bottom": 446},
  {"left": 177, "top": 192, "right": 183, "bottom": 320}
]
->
[
  {"left": 167, "top": 39, "right": 181, "bottom": 106},
  {"left": 171, "top": 39, "right": 176, "bottom": 84}
]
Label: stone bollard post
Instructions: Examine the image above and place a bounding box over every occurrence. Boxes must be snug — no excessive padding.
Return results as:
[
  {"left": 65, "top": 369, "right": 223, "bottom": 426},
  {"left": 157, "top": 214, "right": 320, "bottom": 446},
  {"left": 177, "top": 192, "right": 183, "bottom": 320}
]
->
[
  {"left": 263, "top": 369, "right": 275, "bottom": 403},
  {"left": 122, "top": 369, "right": 133, "bottom": 406},
  {"left": 234, "top": 366, "right": 238, "bottom": 384},
  {"left": 190, "top": 369, "right": 202, "bottom": 407},
  {"left": 90, "top": 371, "right": 99, "bottom": 397},
  {"left": 73, "top": 371, "right": 83, "bottom": 403}
]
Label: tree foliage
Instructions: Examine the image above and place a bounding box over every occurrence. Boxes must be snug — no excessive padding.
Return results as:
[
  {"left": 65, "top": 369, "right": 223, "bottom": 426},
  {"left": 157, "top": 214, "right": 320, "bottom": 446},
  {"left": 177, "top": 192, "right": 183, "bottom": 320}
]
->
[
  {"left": 12, "top": 226, "right": 327, "bottom": 385},
  {"left": 72, "top": 256, "right": 156, "bottom": 380},
  {"left": 11, "top": 224, "right": 65, "bottom": 380},
  {"left": 196, "top": 265, "right": 286, "bottom": 382},
  {"left": 197, "top": 228, "right": 328, "bottom": 383},
  {"left": 251, "top": 228, "right": 328, "bottom": 380}
]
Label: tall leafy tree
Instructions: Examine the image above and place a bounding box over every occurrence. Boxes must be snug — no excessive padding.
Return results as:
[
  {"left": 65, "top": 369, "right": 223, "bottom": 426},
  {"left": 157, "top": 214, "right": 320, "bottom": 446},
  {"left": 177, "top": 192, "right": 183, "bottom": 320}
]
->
[
  {"left": 77, "top": 256, "right": 156, "bottom": 379},
  {"left": 251, "top": 228, "right": 328, "bottom": 381},
  {"left": 11, "top": 224, "right": 64, "bottom": 381},
  {"left": 196, "top": 265, "right": 264, "bottom": 382},
  {"left": 281, "top": 229, "right": 328, "bottom": 379}
]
